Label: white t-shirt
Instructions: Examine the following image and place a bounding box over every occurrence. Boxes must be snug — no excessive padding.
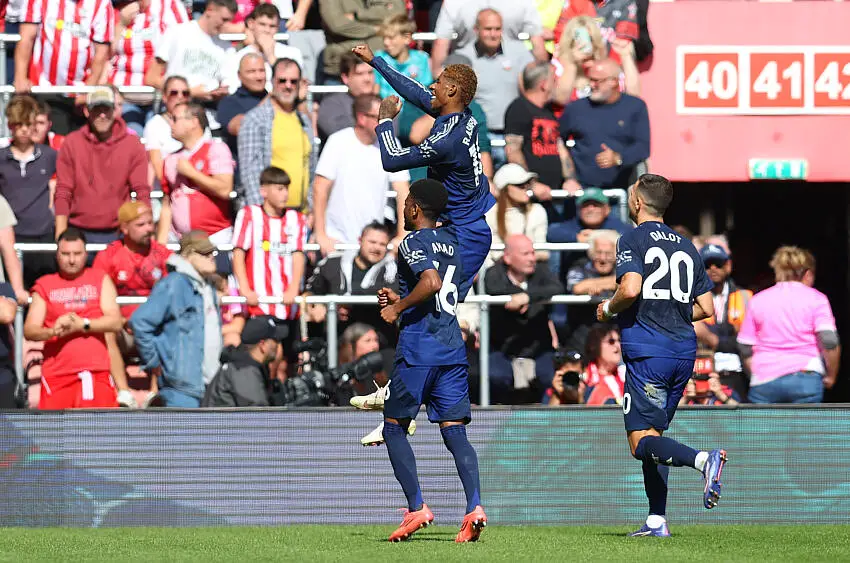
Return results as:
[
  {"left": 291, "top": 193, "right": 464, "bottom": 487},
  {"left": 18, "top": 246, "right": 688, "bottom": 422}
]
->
[
  {"left": 143, "top": 114, "right": 183, "bottom": 156},
  {"left": 155, "top": 21, "right": 235, "bottom": 91},
  {"left": 315, "top": 127, "right": 409, "bottom": 244},
  {"left": 224, "top": 44, "right": 305, "bottom": 95}
]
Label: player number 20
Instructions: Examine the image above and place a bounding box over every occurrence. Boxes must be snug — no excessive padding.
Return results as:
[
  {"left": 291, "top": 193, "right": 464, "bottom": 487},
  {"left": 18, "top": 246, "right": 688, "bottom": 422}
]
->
[{"left": 642, "top": 247, "right": 695, "bottom": 303}]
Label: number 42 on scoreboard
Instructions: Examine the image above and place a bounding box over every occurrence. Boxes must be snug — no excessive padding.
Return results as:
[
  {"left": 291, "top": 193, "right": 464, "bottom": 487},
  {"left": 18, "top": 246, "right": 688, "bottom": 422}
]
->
[{"left": 676, "top": 46, "right": 850, "bottom": 115}]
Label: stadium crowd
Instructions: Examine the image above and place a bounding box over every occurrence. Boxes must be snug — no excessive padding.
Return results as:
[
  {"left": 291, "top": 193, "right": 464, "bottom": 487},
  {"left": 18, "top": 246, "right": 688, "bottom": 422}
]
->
[{"left": 0, "top": 0, "right": 839, "bottom": 410}]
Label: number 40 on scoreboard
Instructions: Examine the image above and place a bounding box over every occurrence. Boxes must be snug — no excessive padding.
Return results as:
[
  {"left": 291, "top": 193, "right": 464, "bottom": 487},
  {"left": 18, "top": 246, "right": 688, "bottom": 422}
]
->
[{"left": 676, "top": 46, "right": 850, "bottom": 115}]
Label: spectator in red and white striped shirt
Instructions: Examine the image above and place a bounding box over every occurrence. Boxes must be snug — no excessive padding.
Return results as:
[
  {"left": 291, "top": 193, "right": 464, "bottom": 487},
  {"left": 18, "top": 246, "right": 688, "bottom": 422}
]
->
[
  {"left": 157, "top": 102, "right": 234, "bottom": 248},
  {"left": 232, "top": 166, "right": 307, "bottom": 323},
  {"left": 108, "top": 0, "right": 190, "bottom": 135},
  {"left": 14, "top": 0, "right": 114, "bottom": 134}
]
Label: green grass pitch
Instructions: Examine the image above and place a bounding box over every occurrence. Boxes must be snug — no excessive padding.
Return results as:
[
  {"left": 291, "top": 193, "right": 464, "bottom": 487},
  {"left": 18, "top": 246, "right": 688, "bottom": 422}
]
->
[{"left": 2, "top": 525, "right": 849, "bottom": 562}]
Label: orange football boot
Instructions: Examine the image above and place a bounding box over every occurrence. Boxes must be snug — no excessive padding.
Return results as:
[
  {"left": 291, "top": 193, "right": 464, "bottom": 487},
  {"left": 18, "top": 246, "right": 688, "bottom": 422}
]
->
[
  {"left": 455, "top": 505, "right": 487, "bottom": 543},
  {"left": 388, "top": 504, "right": 434, "bottom": 542}
]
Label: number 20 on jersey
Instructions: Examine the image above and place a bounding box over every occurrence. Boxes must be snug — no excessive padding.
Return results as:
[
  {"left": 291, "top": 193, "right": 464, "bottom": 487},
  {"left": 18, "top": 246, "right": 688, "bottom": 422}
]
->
[{"left": 677, "top": 46, "right": 850, "bottom": 114}]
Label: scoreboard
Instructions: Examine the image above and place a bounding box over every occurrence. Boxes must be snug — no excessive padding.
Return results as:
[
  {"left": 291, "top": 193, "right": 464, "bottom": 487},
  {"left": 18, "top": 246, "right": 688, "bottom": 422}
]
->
[{"left": 676, "top": 46, "right": 850, "bottom": 115}]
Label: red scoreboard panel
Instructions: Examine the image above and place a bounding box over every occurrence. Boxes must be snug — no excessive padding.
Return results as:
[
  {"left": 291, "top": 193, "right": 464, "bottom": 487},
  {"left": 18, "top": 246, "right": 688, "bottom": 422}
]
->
[{"left": 677, "top": 46, "right": 850, "bottom": 115}]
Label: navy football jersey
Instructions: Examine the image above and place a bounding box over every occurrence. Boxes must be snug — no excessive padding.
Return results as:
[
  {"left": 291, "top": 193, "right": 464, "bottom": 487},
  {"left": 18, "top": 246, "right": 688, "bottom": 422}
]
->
[
  {"left": 615, "top": 221, "right": 714, "bottom": 360},
  {"left": 396, "top": 228, "right": 468, "bottom": 366},
  {"left": 373, "top": 56, "right": 496, "bottom": 226}
]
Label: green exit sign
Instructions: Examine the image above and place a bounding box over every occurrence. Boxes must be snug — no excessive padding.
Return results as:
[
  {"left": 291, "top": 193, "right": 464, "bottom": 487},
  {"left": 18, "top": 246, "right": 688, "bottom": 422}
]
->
[{"left": 748, "top": 159, "right": 808, "bottom": 181}]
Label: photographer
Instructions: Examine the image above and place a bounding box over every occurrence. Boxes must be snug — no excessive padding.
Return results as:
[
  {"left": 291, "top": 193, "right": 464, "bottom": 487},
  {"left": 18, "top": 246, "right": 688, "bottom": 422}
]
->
[
  {"left": 546, "top": 349, "right": 584, "bottom": 406},
  {"left": 271, "top": 325, "right": 389, "bottom": 410},
  {"left": 202, "top": 316, "right": 287, "bottom": 407},
  {"left": 679, "top": 356, "right": 740, "bottom": 407}
]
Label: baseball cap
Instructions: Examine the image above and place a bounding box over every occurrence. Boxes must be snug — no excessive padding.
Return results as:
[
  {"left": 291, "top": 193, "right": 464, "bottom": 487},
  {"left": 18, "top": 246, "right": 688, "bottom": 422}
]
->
[
  {"left": 493, "top": 163, "right": 537, "bottom": 191},
  {"left": 576, "top": 187, "right": 608, "bottom": 206},
  {"left": 118, "top": 201, "right": 150, "bottom": 224},
  {"left": 179, "top": 230, "right": 216, "bottom": 256},
  {"left": 241, "top": 316, "right": 281, "bottom": 345},
  {"left": 700, "top": 244, "right": 729, "bottom": 264},
  {"left": 86, "top": 86, "right": 115, "bottom": 109}
]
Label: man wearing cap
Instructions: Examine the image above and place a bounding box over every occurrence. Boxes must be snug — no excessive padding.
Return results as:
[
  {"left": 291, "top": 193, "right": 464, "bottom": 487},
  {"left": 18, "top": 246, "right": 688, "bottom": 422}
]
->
[
  {"left": 131, "top": 230, "right": 222, "bottom": 408},
  {"left": 54, "top": 86, "right": 149, "bottom": 246},
  {"left": 548, "top": 186, "right": 631, "bottom": 244},
  {"left": 94, "top": 202, "right": 172, "bottom": 408},
  {"left": 558, "top": 58, "right": 650, "bottom": 191},
  {"left": 202, "top": 315, "right": 285, "bottom": 407},
  {"left": 693, "top": 244, "right": 752, "bottom": 399}
]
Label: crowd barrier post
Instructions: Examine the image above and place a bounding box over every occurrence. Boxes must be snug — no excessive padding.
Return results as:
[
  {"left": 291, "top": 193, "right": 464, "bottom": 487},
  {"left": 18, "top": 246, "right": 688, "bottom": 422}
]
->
[
  {"left": 14, "top": 246, "right": 24, "bottom": 394},
  {"left": 477, "top": 297, "right": 491, "bottom": 407},
  {"left": 326, "top": 301, "right": 338, "bottom": 368}
]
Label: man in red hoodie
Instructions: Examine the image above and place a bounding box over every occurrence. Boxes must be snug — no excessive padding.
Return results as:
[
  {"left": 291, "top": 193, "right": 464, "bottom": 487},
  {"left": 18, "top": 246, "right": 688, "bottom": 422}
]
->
[{"left": 54, "top": 86, "right": 149, "bottom": 245}]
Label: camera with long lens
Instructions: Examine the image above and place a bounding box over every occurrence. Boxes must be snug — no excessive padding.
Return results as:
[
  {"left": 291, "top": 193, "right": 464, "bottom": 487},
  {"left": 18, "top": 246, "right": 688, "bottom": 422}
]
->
[{"left": 270, "top": 338, "right": 385, "bottom": 406}]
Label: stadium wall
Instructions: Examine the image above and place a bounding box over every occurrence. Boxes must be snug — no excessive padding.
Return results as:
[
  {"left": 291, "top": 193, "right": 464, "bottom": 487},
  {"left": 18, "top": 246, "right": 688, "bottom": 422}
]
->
[{"left": 1, "top": 406, "right": 848, "bottom": 527}]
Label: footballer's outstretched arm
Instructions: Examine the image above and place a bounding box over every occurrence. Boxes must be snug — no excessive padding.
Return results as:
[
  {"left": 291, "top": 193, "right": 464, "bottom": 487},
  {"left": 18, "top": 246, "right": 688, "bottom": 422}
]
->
[
  {"left": 692, "top": 291, "right": 715, "bottom": 322},
  {"left": 376, "top": 120, "right": 448, "bottom": 172},
  {"left": 371, "top": 56, "right": 438, "bottom": 116}
]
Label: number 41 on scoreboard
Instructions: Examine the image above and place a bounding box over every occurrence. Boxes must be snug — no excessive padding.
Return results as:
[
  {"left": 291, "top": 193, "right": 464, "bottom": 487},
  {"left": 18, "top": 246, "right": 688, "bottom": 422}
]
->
[{"left": 676, "top": 46, "right": 850, "bottom": 115}]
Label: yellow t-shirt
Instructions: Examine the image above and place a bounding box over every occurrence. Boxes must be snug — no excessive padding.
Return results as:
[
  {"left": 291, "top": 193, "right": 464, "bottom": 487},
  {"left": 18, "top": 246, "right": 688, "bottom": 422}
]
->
[{"left": 271, "top": 109, "right": 311, "bottom": 210}]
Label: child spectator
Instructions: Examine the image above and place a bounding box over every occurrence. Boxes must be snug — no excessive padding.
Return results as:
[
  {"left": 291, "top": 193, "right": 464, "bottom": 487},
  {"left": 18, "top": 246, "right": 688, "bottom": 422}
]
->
[
  {"left": 373, "top": 14, "right": 433, "bottom": 100},
  {"left": 0, "top": 95, "right": 56, "bottom": 289},
  {"left": 232, "top": 166, "right": 307, "bottom": 335}
]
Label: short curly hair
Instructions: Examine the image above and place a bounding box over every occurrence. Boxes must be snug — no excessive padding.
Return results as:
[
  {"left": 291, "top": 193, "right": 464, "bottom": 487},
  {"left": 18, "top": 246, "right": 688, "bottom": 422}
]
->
[{"left": 442, "top": 64, "right": 477, "bottom": 107}]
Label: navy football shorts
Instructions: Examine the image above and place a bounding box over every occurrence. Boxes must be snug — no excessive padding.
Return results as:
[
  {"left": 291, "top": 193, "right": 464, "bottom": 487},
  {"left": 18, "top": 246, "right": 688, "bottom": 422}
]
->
[
  {"left": 444, "top": 219, "right": 491, "bottom": 300},
  {"left": 623, "top": 356, "right": 695, "bottom": 432},
  {"left": 384, "top": 359, "right": 471, "bottom": 424}
]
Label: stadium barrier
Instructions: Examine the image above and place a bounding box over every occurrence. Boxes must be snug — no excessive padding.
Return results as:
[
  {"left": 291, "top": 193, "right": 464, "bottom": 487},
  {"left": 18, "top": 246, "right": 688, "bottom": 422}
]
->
[
  {"left": 13, "top": 242, "right": 599, "bottom": 407},
  {"left": 1, "top": 405, "right": 849, "bottom": 527}
]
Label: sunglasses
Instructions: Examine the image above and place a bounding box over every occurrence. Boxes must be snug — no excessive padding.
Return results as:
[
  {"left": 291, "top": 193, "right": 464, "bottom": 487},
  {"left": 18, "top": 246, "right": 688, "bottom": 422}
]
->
[
  {"left": 704, "top": 260, "right": 727, "bottom": 269},
  {"left": 604, "top": 337, "right": 620, "bottom": 345},
  {"left": 197, "top": 250, "right": 219, "bottom": 258},
  {"left": 276, "top": 78, "right": 299, "bottom": 85},
  {"left": 167, "top": 89, "right": 190, "bottom": 97}
]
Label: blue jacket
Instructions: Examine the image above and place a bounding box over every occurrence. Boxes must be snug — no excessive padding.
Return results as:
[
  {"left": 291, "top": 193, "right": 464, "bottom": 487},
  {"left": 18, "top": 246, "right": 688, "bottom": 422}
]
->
[
  {"left": 130, "top": 255, "right": 220, "bottom": 400},
  {"left": 559, "top": 94, "right": 650, "bottom": 188}
]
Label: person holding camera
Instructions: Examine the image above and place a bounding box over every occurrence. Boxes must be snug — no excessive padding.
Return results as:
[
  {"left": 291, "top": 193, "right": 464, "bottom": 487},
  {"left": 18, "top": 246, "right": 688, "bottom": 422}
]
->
[
  {"left": 680, "top": 371, "right": 740, "bottom": 407},
  {"left": 202, "top": 316, "right": 288, "bottom": 407},
  {"left": 546, "top": 349, "right": 584, "bottom": 406}
]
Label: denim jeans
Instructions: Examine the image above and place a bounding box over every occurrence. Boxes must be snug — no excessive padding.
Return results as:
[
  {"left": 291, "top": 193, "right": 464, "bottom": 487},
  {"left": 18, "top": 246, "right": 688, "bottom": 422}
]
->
[
  {"left": 159, "top": 387, "right": 202, "bottom": 408},
  {"left": 748, "top": 371, "right": 824, "bottom": 404}
]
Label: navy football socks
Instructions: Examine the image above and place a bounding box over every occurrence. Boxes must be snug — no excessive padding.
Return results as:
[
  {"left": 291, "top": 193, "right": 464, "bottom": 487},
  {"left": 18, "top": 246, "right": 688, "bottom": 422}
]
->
[
  {"left": 642, "top": 459, "right": 669, "bottom": 516},
  {"left": 635, "top": 435, "right": 698, "bottom": 468},
  {"left": 383, "top": 421, "right": 423, "bottom": 512},
  {"left": 440, "top": 424, "right": 481, "bottom": 513}
]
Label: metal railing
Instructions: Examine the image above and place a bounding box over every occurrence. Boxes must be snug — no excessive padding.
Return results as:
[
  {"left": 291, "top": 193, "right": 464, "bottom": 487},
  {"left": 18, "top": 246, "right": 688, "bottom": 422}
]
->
[{"left": 13, "top": 241, "right": 599, "bottom": 406}]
